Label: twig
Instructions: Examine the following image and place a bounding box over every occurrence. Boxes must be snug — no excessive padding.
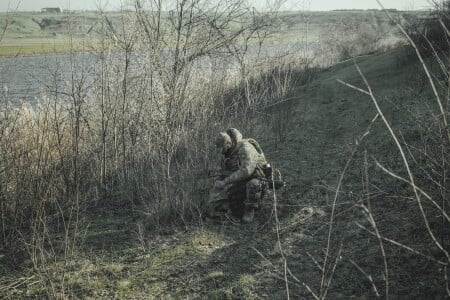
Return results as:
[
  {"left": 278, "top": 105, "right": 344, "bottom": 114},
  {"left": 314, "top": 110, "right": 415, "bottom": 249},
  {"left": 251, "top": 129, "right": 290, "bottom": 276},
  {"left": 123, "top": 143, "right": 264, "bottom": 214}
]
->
[
  {"left": 0, "top": 275, "right": 35, "bottom": 292},
  {"left": 319, "top": 114, "right": 378, "bottom": 298},
  {"left": 336, "top": 79, "right": 370, "bottom": 96},
  {"left": 287, "top": 267, "right": 320, "bottom": 300},
  {"left": 359, "top": 204, "right": 389, "bottom": 299},
  {"left": 319, "top": 144, "right": 357, "bottom": 297},
  {"left": 355, "top": 222, "right": 447, "bottom": 266},
  {"left": 253, "top": 246, "right": 313, "bottom": 297},
  {"left": 323, "top": 245, "right": 343, "bottom": 300},
  {"left": 307, "top": 251, "right": 324, "bottom": 272},
  {"left": 445, "top": 265, "right": 450, "bottom": 297},
  {"left": 339, "top": 63, "right": 450, "bottom": 263},
  {"left": 271, "top": 168, "right": 290, "bottom": 300},
  {"left": 373, "top": 158, "right": 450, "bottom": 223},
  {"left": 363, "top": 150, "right": 388, "bottom": 298},
  {"left": 349, "top": 259, "right": 381, "bottom": 298},
  {"left": 439, "top": 18, "right": 450, "bottom": 38}
]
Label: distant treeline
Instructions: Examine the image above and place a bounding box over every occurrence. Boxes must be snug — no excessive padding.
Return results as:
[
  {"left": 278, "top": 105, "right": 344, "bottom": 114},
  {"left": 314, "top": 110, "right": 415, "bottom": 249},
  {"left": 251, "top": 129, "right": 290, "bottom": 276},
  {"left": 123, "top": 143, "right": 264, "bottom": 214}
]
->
[{"left": 332, "top": 9, "right": 398, "bottom": 12}]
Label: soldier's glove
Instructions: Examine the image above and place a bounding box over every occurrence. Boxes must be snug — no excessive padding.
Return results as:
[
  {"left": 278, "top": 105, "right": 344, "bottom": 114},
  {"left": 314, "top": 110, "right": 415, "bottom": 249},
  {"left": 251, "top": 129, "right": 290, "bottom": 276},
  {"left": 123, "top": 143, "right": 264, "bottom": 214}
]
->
[{"left": 214, "top": 180, "right": 226, "bottom": 189}]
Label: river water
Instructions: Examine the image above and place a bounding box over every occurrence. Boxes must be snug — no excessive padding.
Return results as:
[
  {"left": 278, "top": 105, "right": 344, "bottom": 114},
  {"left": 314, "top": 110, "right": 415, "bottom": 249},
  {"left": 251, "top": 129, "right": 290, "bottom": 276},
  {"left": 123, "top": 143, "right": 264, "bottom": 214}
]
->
[
  {"left": 0, "top": 43, "right": 313, "bottom": 106},
  {"left": 0, "top": 52, "right": 100, "bottom": 106}
]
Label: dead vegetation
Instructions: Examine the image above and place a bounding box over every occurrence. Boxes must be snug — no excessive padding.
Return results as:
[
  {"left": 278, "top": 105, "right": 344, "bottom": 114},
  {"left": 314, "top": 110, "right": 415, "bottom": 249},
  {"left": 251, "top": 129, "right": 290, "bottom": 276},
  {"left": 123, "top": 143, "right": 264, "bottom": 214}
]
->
[{"left": 0, "top": 1, "right": 449, "bottom": 299}]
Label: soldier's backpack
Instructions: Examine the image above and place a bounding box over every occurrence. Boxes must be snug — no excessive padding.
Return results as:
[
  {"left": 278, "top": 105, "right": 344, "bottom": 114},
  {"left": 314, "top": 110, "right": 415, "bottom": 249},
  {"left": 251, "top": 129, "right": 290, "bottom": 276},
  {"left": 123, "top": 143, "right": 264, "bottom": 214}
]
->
[
  {"left": 245, "top": 138, "right": 284, "bottom": 190},
  {"left": 246, "top": 138, "right": 264, "bottom": 156}
]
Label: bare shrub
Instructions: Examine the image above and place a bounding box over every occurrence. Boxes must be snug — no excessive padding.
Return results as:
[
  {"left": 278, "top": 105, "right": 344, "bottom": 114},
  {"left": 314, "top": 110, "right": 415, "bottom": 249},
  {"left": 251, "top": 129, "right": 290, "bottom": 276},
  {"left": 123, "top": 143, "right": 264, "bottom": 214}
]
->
[
  {"left": 321, "top": 18, "right": 386, "bottom": 63},
  {"left": 0, "top": 2, "right": 316, "bottom": 297},
  {"left": 404, "top": 0, "right": 450, "bottom": 57},
  {"left": 0, "top": 99, "right": 88, "bottom": 293}
]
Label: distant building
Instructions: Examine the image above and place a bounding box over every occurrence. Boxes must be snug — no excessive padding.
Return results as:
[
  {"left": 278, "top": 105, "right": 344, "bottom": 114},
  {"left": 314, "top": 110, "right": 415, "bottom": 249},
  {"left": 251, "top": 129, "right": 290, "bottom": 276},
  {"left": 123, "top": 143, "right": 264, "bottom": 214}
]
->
[{"left": 41, "top": 7, "right": 63, "bottom": 13}]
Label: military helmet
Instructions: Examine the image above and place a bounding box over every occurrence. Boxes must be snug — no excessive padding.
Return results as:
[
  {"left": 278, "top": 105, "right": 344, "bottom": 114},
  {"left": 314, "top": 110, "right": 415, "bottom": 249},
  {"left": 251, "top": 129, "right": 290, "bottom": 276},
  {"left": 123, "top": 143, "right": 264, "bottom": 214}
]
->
[{"left": 215, "top": 132, "right": 232, "bottom": 148}]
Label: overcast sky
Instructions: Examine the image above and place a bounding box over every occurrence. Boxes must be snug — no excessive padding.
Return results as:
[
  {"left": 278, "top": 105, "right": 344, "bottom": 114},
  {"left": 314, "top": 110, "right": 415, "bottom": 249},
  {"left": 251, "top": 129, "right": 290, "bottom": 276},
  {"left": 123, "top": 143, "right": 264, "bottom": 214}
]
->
[{"left": 0, "top": 0, "right": 436, "bottom": 12}]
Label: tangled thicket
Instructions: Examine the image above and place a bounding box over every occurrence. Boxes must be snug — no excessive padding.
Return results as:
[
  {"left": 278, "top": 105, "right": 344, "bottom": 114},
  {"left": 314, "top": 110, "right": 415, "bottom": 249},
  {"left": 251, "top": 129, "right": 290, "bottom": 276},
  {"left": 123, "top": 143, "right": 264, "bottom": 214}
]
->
[{"left": 0, "top": 1, "right": 312, "bottom": 267}]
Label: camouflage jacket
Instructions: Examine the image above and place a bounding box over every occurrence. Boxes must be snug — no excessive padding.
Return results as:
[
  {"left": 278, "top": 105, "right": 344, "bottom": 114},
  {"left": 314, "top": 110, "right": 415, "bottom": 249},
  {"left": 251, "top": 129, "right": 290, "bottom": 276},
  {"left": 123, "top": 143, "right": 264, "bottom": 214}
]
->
[{"left": 222, "top": 139, "right": 267, "bottom": 184}]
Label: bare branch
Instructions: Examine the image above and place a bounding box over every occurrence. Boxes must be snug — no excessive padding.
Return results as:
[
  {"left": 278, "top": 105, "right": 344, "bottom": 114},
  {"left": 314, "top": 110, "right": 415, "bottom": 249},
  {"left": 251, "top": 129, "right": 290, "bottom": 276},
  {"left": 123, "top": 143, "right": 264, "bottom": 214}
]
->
[
  {"left": 336, "top": 79, "right": 370, "bottom": 95},
  {"left": 356, "top": 222, "right": 447, "bottom": 266},
  {"left": 373, "top": 158, "right": 450, "bottom": 223},
  {"left": 349, "top": 259, "right": 381, "bottom": 298}
]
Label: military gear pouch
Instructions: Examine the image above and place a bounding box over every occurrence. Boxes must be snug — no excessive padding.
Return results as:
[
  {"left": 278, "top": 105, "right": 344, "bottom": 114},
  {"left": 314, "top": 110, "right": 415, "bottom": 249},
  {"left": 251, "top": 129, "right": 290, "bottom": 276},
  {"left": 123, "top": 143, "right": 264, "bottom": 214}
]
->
[
  {"left": 263, "top": 164, "right": 284, "bottom": 189},
  {"left": 263, "top": 163, "right": 273, "bottom": 178}
]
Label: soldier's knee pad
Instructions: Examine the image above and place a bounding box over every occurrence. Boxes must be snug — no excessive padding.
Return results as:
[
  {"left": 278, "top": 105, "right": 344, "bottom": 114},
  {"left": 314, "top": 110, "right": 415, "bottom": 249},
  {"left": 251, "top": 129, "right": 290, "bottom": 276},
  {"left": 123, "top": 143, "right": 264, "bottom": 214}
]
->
[{"left": 246, "top": 179, "right": 263, "bottom": 203}]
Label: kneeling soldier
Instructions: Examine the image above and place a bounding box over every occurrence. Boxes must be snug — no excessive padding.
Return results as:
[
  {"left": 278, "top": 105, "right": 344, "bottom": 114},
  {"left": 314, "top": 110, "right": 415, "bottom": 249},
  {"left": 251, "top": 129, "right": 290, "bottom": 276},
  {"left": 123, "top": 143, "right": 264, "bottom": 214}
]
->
[{"left": 207, "top": 128, "right": 267, "bottom": 223}]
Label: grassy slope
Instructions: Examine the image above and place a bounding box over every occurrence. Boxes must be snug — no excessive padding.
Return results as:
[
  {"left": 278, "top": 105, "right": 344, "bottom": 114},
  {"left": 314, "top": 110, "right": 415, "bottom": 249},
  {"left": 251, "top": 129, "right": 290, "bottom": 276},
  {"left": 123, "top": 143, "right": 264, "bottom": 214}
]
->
[{"left": 0, "top": 46, "right": 446, "bottom": 298}]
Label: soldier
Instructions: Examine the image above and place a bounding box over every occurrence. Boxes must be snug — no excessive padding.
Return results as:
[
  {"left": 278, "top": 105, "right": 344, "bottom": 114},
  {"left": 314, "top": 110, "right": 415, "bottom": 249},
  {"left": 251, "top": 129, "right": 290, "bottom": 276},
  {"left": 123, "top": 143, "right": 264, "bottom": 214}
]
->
[{"left": 207, "top": 128, "right": 267, "bottom": 223}]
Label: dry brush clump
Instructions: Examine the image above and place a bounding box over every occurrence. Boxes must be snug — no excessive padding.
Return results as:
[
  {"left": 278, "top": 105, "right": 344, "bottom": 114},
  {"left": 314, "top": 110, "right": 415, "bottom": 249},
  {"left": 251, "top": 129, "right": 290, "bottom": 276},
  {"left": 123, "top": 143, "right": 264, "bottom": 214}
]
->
[
  {"left": 0, "top": 103, "right": 80, "bottom": 285},
  {"left": 0, "top": 0, "right": 310, "bottom": 276},
  {"left": 214, "top": 54, "right": 317, "bottom": 127},
  {"left": 320, "top": 13, "right": 396, "bottom": 65}
]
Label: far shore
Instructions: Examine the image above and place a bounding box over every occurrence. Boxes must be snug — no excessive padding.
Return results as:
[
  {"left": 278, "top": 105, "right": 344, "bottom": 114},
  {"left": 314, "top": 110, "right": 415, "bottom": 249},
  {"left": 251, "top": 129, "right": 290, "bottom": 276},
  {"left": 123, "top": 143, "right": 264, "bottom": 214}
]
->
[{"left": 0, "top": 42, "right": 99, "bottom": 57}]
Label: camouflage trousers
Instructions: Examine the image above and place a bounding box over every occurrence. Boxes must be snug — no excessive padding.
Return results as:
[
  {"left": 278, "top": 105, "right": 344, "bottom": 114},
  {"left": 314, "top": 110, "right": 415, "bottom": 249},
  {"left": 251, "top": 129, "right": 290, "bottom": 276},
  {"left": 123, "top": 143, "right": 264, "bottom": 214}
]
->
[{"left": 207, "top": 178, "right": 265, "bottom": 218}]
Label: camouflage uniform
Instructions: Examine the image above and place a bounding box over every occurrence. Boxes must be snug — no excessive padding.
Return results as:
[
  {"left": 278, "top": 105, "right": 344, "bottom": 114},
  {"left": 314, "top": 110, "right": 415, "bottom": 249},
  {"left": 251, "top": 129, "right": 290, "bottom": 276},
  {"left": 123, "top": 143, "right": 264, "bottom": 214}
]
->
[{"left": 208, "top": 129, "right": 267, "bottom": 219}]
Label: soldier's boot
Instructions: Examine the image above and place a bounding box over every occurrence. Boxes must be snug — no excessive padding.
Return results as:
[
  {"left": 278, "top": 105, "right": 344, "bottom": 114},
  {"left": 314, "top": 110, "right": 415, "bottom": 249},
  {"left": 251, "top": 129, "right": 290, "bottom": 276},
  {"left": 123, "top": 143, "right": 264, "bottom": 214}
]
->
[
  {"left": 241, "top": 178, "right": 263, "bottom": 223},
  {"left": 205, "top": 199, "right": 230, "bottom": 223},
  {"left": 241, "top": 207, "right": 255, "bottom": 224}
]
